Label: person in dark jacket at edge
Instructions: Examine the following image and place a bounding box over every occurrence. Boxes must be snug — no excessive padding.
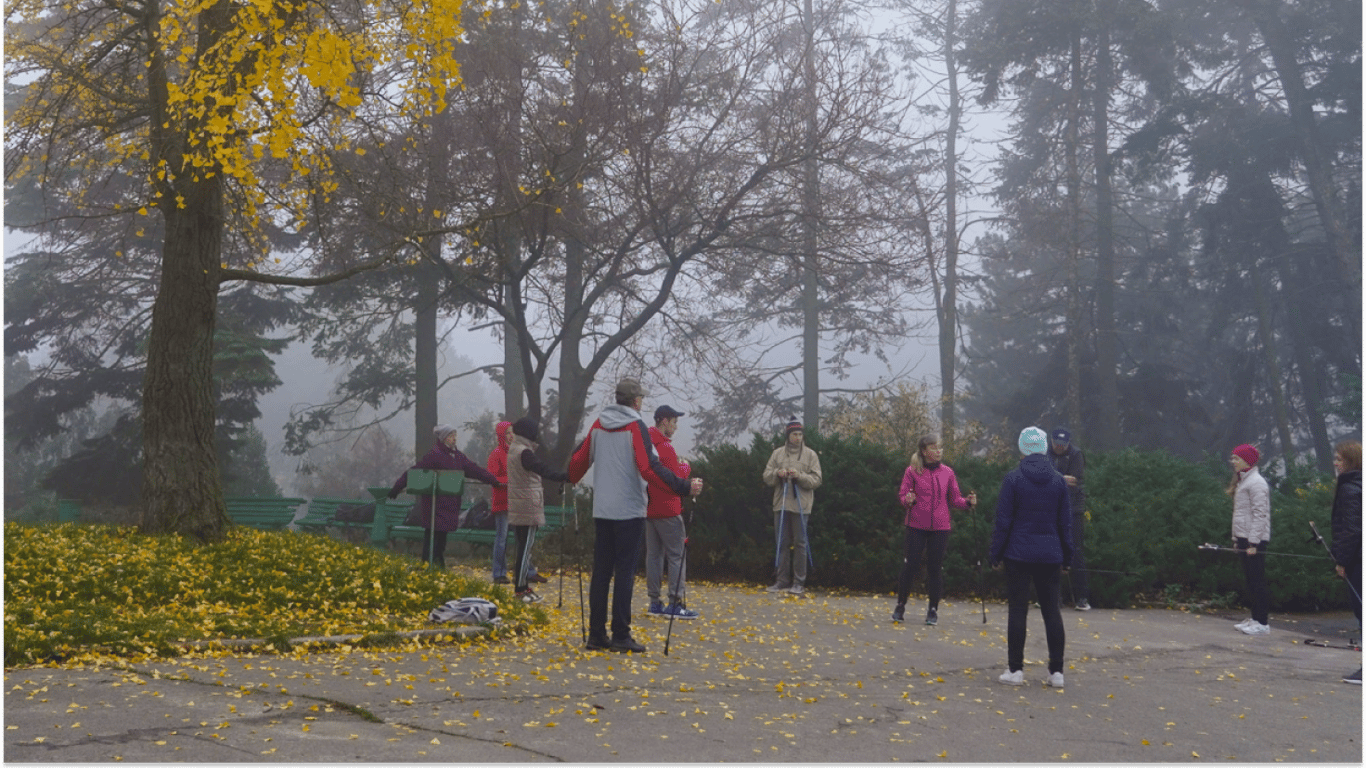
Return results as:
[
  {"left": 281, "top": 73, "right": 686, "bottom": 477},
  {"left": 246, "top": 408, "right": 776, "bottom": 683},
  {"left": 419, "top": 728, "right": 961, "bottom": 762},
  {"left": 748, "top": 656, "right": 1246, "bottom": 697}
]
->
[
  {"left": 389, "top": 424, "right": 502, "bottom": 568},
  {"left": 990, "top": 426, "right": 1073, "bottom": 689},
  {"left": 1331, "top": 440, "right": 1362, "bottom": 685},
  {"left": 569, "top": 378, "right": 702, "bottom": 654},
  {"left": 1048, "top": 428, "right": 1089, "bottom": 610},
  {"left": 507, "top": 415, "right": 571, "bottom": 604}
]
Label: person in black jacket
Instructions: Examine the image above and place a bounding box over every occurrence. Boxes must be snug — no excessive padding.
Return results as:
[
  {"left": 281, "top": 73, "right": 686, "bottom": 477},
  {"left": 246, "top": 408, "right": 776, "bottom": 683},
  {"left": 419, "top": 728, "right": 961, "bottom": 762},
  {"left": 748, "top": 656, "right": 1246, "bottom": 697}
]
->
[
  {"left": 1331, "top": 440, "right": 1362, "bottom": 685},
  {"left": 990, "top": 426, "right": 1073, "bottom": 688},
  {"left": 1048, "top": 428, "right": 1089, "bottom": 610}
]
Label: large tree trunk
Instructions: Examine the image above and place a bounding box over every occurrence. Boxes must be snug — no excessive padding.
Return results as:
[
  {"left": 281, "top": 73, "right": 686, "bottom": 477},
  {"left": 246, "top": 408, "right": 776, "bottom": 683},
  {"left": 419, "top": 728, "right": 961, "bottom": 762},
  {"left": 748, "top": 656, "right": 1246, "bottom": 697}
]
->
[
  {"left": 498, "top": 5, "right": 527, "bottom": 420},
  {"left": 140, "top": 184, "right": 229, "bottom": 541},
  {"left": 800, "top": 0, "right": 821, "bottom": 433},
  {"left": 139, "top": 0, "right": 232, "bottom": 541},
  {"left": 937, "top": 0, "right": 961, "bottom": 448},
  {"left": 1091, "top": 9, "right": 1120, "bottom": 451},
  {"left": 413, "top": 106, "right": 453, "bottom": 459}
]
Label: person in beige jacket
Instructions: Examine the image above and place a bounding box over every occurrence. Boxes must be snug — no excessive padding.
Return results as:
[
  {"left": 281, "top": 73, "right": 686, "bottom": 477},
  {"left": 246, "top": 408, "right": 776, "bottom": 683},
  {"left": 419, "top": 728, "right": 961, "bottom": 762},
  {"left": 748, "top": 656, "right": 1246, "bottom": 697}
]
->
[
  {"left": 763, "top": 421, "right": 823, "bottom": 595},
  {"left": 508, "top": 416, "right": 570, "bottom": 604}
]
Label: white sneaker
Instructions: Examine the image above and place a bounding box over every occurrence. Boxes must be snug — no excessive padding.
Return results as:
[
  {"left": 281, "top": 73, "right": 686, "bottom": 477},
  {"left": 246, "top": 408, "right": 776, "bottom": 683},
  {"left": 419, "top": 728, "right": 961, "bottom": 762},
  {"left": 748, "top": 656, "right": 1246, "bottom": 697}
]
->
[
  {"left": 788, "top": 585, "right": 805, "bottom": 595},
  {"left": 1234, "top": 618, "right": 1253, "bottom": 629},
  {"left": 998, "top": 669, "right": 1024, "bottom": 686},
  {"left": 1238, "top": 621, "right": 1270, "bottom": 636},
  {"left": 1045, "top": 671, "right": 1065, "bottom": 688},
  {"left": 765, "top": 584, "right": 786, "bottom": 593}
]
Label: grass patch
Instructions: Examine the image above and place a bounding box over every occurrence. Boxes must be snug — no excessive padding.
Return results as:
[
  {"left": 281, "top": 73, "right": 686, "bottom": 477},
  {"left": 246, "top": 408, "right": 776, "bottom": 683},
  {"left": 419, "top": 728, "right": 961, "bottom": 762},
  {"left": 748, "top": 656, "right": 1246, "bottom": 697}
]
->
[{"left": 3, "top": 522, "right": 544, "bottom": 666}]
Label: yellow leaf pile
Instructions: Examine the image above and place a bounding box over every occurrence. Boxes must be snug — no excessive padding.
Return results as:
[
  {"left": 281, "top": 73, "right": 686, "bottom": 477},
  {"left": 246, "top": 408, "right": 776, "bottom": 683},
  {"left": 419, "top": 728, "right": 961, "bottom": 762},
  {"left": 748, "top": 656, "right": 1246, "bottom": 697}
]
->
[{"left": 3, "top": 522, "right": 543, "bottom": 666}]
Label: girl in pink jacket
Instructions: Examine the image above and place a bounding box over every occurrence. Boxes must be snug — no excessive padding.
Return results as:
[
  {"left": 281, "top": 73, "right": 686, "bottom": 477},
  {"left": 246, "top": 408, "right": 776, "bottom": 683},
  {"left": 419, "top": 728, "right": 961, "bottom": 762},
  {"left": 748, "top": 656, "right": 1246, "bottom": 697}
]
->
[{"left": 893, "top": 436, "right": 976, "bottom": 625}]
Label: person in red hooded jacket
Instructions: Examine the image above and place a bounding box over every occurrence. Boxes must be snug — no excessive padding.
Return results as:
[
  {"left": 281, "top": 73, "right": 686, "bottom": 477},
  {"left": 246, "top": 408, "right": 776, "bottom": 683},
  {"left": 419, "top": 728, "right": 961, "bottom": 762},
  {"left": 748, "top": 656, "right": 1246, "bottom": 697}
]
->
[{"left": 644, "top": 405, "right": 698, "bottom": 620}]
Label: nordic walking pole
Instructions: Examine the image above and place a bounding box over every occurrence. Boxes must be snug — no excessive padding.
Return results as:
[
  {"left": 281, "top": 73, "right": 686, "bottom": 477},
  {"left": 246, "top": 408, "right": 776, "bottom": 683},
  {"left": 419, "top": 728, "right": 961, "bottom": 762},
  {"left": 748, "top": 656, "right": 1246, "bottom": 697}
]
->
[
  {"left": 775, "top": 481, "right": 787, "bottom": 570},
  {"left": 1198, "top": 543, "right": 1327, "bottom": 560},
  {"left": 665, "top": 498, "right": 698, "bottom": 656},
  {"left": 573, "top": 489, "right": 586, "bottom": 644},
  {"left": 1308, "top": 521, "right": 1363, "bottom": 604},
  {"left": 794, "top": 478, "right": 813, "bottom": 569},
  {"left": 970, "top": 494, "right": 986, "bottom": 624},
  {"left": 558, "top": 484, "right": 567, "bottom": 609}
]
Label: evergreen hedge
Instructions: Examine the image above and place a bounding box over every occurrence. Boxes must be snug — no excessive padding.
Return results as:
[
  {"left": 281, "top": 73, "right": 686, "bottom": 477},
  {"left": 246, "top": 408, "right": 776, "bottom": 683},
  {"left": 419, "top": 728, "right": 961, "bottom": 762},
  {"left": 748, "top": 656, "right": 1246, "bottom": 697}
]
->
[{"left": 677, "top": 433, "right": 1351, "bottom": 611}]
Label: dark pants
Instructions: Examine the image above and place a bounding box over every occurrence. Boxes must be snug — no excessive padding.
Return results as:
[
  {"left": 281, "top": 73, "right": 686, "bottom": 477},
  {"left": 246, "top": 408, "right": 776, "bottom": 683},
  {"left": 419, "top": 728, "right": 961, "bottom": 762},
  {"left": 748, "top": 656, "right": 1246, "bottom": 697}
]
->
[
  {"left": 514, "top": 524, "right": 538, "bottom": 591},
  {"left": 896, "top": 528, "right": 950, "bottom": 607},
  {"left": 1236, "top": 537, "right": 1269, "bottom": 625},
  {"left": 1069, "top": 505, "right": 1088, "bottom": 602},
  {"left": 590, "top": 517, "right": 646, "bottom": 642},
  {"left": 1005, "top": 560, "right": 1066, "bottom": 674},
  {"left": 420, "top": 529, "right": 449, "bottom": 567}
]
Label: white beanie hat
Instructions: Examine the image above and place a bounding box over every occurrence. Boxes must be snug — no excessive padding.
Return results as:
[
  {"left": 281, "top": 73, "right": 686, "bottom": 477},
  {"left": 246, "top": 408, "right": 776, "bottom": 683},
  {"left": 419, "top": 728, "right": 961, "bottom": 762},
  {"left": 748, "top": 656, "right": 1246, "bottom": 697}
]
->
[{"left": 1018, "top": 426, "right": 1048, "bottom": 456}]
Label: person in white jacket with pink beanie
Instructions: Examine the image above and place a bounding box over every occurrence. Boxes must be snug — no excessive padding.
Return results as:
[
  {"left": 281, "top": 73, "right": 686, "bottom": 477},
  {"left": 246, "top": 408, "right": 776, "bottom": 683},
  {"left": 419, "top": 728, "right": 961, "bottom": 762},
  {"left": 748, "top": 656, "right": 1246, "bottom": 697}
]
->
[{"left": 1229, "top": 443, "right": 1272, "bottom": 635}]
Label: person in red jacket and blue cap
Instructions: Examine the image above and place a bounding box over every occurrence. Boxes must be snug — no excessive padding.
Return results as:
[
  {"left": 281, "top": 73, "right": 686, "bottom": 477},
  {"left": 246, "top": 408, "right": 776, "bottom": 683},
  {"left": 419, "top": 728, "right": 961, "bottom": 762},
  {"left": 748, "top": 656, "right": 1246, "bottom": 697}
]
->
[{"left": 644, "top": 404, "right": 698, "bottom": 620}]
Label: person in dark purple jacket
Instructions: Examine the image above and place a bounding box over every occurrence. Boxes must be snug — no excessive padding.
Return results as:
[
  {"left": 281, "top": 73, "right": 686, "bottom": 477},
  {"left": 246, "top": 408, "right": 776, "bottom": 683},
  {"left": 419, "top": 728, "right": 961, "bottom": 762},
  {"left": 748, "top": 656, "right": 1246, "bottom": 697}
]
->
[
  {"left": 389, "top": 424, "right": 501, "bottom": 568},
  {"left": 990, "top": 426, "right": 1073, "bottom": 689}
]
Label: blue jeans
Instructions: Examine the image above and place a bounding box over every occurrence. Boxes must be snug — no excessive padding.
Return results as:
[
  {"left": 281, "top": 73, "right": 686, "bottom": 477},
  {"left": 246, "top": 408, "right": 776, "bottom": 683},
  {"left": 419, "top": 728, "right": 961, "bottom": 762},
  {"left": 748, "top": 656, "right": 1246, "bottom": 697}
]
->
[{"left": 492, "top": 513, "right": 534, "bottom": 580}]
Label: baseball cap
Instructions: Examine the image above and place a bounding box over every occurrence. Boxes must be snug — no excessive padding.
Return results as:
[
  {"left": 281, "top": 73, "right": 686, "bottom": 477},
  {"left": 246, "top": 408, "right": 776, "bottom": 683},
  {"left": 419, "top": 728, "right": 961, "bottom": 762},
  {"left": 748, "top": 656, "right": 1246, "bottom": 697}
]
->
[{"left": 654, "top": 405, "right": 686, "bottom": 421}]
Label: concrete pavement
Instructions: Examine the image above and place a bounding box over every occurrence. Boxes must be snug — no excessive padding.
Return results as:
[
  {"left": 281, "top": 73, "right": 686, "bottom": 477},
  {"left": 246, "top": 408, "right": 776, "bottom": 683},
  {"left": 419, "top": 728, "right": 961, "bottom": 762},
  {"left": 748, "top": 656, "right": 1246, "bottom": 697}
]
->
[{"left": 5, "top": 576, "right": 1361, "bottom": 763}]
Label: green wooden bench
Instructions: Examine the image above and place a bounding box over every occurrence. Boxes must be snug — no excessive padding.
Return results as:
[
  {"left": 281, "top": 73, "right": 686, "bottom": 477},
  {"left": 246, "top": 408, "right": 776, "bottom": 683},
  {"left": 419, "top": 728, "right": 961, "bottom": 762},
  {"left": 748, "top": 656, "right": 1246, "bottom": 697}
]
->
[
  {"left": 294, "top": 496, "right": 375, "bottom": 534},
  {"left": 448, "top": 504, "right": 575, "bottom": 548},
  {"left": 225, "top": 497, "right": 307, "bottom": 530}
]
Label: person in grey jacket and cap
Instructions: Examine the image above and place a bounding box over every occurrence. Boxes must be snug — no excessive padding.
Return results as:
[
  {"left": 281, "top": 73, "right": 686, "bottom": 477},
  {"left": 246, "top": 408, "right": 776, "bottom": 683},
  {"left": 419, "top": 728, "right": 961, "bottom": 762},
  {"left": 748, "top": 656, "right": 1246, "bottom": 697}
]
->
[
  {"left": 1048, "top": 428, "right": 1089, "bottom": 610},
  {"left": 570, "top": 378, "right": 703, "bottom": 653}
]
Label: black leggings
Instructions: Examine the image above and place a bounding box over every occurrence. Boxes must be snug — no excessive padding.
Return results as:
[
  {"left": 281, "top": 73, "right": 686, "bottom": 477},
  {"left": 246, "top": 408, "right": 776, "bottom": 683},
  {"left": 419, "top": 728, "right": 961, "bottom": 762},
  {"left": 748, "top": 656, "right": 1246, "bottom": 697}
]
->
[
  {"left": 896, "top": 528, "right": 950, "bottom": 607},
  {"left": 1236, "top": 537, "right": 1269, "bottom": 624},
  {"left": 1005, "top": 560, "right": 1066, "bottom": 674}
]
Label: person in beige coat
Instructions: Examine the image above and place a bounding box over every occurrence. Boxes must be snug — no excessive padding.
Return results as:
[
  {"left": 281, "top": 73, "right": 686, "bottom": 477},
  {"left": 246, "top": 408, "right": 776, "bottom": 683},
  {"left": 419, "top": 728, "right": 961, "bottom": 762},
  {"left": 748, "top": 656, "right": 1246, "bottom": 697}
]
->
[
  {"left": 763, "top": 420, "right": 823, "bottom": 595},
  {"left": 508, "top": 416, "right": 570, "bottom": 603}
]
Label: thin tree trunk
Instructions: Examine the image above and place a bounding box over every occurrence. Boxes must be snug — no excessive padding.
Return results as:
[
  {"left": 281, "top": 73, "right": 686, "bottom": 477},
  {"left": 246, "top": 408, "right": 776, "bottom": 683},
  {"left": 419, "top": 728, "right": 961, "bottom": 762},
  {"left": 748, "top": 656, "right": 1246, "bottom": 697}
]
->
[
  {"left": 1092, "top": 8, "right": 1120, "bottom": 450},
  {"left": 1063, "top": 10, "right": 1084, "bottom": 435},
  {"left": 1250, "top": 259, "right": 1296, "bottom": 465},
  {"left": 938, "top": 0, "right": 960, "bottom": 448},
  {"left": 801, "top": 0, "right": 821, "bottom": 433}
]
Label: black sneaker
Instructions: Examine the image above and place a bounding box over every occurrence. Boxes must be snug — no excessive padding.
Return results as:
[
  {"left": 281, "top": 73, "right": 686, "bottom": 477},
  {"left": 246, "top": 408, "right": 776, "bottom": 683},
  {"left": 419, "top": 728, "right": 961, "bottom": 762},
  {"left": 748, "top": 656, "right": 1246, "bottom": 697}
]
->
[
  {"left": 529, "top": 573, "right": 550, "bottom": 584},
  {"left": 1345, "top": 668, "right": 1362, "bottom": 685},
  {"left": 493, "top": 576, "right": 510, "bottom": 585},
  {"left": 891, "top": 604, "right": 905, "bottom": 623},
  {"left": 585, "top": 634, "right": 611, "bottom": 651},
  {"left": 925, "top": 606, "right": 938, "bottom": 626},
  {"left": 610, "top": 635, "right": 647, "bottom": 653}
]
